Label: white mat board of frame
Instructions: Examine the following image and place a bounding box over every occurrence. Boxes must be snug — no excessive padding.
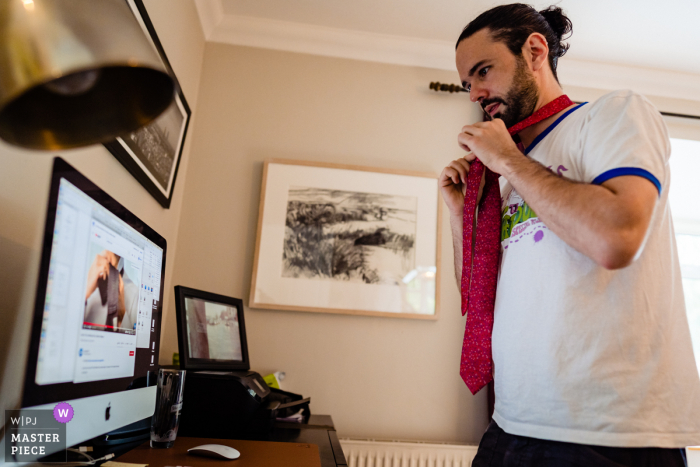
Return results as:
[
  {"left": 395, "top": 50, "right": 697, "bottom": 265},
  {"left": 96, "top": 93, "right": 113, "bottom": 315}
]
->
[{"left": 250, "top": 160, "right": 441, "bottom": 320}]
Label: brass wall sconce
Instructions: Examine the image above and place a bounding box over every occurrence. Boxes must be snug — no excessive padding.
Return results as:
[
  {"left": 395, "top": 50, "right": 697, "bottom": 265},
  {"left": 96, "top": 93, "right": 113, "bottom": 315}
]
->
[{"left": 0, "top": 0, "right": 175, "bottom": 150}]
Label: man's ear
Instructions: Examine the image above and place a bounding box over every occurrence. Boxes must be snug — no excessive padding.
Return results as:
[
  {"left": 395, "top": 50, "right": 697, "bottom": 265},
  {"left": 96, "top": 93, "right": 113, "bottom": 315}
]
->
[{"left": 522, "top": 32, "right": 549, "bottom": 72}]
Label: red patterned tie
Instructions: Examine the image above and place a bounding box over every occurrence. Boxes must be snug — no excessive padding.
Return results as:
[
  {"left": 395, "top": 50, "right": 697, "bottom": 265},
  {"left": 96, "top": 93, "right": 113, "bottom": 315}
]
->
[{"left": 460, "top": 95, "right": 574, "bottom": 395}]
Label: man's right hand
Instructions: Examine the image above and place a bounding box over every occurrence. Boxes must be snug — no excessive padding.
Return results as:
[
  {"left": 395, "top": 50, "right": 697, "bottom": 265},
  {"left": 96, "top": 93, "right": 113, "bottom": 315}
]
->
[{"left": 439, "top": 156, "right": 471, "bottom": 218}]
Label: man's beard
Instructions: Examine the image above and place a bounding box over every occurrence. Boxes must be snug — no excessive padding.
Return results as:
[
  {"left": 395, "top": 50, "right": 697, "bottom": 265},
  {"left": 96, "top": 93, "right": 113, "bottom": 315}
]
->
[{"left": 487, "top": 56, "right": 539, "bottom": 128}]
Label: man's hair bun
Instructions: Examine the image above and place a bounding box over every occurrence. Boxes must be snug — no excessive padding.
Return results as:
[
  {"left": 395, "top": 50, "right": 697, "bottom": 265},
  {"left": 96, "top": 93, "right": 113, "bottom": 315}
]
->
[{"left": 539, "top": 6, "right": 572, "bottom": 58}]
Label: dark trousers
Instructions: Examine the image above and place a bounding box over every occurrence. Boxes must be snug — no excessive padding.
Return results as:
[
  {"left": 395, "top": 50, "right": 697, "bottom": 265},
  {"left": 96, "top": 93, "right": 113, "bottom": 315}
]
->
[{"left": 472, "top": 420, "right": 687, "bottom": 467}]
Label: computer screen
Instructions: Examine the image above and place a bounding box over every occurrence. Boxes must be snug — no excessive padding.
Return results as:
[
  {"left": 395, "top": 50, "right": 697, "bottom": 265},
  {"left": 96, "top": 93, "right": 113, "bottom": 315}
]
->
[
  {"left": 22, "top": 158, "right": 166, "bottom": 422},
  {"left": 174, "top": 287, "right": 249, "bottom": 371}
]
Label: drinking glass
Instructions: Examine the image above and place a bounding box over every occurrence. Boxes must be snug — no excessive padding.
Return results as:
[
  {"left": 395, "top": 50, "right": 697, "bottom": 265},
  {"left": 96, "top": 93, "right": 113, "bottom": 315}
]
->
[{"left": 150, "top": 368, "right": 186, "bottom": 448}]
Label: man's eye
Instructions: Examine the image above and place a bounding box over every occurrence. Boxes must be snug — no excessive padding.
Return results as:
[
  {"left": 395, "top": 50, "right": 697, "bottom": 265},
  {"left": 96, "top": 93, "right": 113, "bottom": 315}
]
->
[{"left": 479, "top": 66, "right": 490, "bottom": 77}]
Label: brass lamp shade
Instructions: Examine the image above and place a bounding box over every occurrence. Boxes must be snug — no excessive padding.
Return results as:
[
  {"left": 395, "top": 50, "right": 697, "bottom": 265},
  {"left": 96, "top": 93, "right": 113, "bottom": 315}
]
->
[{"left": 0, "top": 0, "right": 175, "bottom": 150}]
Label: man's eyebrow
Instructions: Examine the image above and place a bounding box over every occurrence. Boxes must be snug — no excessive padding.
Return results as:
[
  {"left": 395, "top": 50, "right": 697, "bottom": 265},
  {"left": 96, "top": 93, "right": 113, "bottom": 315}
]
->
[
  {"left": 468, "top": 60, "right": 488, "bottom": 78},
  {"left": 462, "top": 60, "right": 488, "bottom": 88}
]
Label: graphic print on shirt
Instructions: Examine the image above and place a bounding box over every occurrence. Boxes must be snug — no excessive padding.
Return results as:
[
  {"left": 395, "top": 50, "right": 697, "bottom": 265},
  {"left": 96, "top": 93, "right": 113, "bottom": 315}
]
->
[
  {"left": 500, "top": 164, "right": 571, "bottom": 248},
  {"left": 501, "top": 189, "right": 547, "bottom": 249}
]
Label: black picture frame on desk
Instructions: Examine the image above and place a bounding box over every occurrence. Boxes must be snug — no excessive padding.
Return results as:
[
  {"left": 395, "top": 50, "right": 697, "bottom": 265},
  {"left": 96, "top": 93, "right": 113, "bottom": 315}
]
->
[
  {"left": 174, "top": 286, "right": 250, "bottom": 371},
  {"left": 104, "top": 0, "right": 192, "bottom": 209}
]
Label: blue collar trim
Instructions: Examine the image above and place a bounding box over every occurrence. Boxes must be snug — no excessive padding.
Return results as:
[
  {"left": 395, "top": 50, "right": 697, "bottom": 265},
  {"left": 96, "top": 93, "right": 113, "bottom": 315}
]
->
[{"left": 524, "top": 102, "right": 588, "bottom": 155}]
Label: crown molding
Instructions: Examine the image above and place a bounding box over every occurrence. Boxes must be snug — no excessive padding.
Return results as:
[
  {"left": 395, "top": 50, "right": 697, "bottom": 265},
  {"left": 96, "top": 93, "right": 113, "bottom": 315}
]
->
[
  {"left": 557, "top": 59, "right": 700, "bottom": 103},
  {"left": 195, "top": 2, "right": 700, "bottom": 104},
  {"left": 194, "top": 0, "right": 224, "bottom": 40},
  {"left": 209, "top": 13, "right": 456, "bottom": 71}
]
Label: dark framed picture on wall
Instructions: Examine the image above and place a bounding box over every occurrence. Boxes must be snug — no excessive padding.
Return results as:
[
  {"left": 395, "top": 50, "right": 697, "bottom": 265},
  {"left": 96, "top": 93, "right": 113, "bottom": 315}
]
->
[
  {"left": 103, "top": 0, "right": 192, "bottom": 209},
  {"left": 250, "top": 160, "right": 442, "bottom": 320}
]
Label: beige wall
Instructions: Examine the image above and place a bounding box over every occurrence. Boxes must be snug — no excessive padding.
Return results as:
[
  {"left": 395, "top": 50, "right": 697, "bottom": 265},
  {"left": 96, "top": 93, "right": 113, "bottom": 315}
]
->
[
  {"left": 0, "top": 0, "right": 205, "bottom": 421},
  {"left": 170, "top": 44, "right": 488, "bottom": 443}
]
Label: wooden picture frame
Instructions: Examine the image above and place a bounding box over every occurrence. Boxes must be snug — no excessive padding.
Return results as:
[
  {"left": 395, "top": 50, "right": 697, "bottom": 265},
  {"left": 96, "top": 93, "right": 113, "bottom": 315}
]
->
[
  {"left": 103, "top": 0, "right": 191, "bottom": 209},
  {"left": 250, "top": 159, "right": 442, "bottom": 320}
]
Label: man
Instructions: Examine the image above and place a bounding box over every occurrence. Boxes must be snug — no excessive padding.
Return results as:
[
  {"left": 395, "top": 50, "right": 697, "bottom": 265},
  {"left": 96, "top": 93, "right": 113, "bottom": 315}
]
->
[
  {"left": 441, "top": 4, "right": 700, "bottom": 465},
  {"left": 84, "top": 250, "right": 138, "bottom": 332}
]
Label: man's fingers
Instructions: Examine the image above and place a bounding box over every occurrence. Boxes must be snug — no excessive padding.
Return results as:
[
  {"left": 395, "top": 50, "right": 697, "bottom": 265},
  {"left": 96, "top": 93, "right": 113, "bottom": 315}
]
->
[
  {"left": 462, "top": 121, "right": 493, "bottom": 132},
  {"left": 460, "top": 123, "right": 488, "bottom": 134},
  {"left": 458, "top": 132, "right": 476, "bottom": 157},
  {"left": 440, "top": 167, "right": 461, "bottom": 186},
  {"left": 447, "top": 160, "right": 470, "bottom": 184},
  {"left": 455, "top": 157, "right": 471, "bottom": 171},
  {"left": 440, "top": 157, "right": 475, "bottom": 187},
  {"left": 450, "top": 160, "right": 470, "bottom": 183},
  {"left": 439, "top": 168, "right": 453, "bottom": 187},
  {"left": 491, "top": 118, "right": 507, "bottom": 129}
]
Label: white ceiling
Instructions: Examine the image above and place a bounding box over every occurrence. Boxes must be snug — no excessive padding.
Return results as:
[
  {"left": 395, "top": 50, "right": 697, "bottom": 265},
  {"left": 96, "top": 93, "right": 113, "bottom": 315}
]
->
[
  {"left": 218, "top": 0, "right": 700, "bottom": 75},
  {"left": 196, "top": 0, "right": 700, "bottom": 101}
]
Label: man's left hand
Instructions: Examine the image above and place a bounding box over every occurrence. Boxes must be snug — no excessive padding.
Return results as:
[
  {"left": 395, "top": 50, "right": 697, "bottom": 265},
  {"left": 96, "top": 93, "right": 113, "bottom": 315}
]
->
[{"left": 458, "top": 119, "right": 521, "bottom": 174}]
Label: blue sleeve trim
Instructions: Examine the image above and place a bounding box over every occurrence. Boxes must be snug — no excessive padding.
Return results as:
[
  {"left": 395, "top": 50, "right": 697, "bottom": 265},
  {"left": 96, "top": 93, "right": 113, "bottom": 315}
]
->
[{"left": 592, "top": 167, "right": 662, "bottom": 194}]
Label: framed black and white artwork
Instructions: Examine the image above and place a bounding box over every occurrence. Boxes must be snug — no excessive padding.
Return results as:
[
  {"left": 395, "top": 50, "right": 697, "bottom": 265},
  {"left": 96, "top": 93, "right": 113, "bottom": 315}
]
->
[
  {"left": 250, "top": 160, "right": 442, "bottom": 319},
  {"left": 103, "top": 0, "right": 191, "bottom": 209}
]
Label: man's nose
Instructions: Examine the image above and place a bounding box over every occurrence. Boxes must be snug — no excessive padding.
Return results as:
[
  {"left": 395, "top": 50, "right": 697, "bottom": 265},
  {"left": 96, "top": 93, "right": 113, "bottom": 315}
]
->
[{"left": 469, "top": 85, "right": 488, "bottom": 103}]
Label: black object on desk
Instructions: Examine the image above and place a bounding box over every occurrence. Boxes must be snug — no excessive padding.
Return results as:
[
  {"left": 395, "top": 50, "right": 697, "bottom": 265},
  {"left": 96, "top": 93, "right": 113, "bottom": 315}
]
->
[
  {"left": 178, "top": 370, "right": 311, "bottom": 438},
  {"left": 178, "top": 370, "right": 269, "bottom": 438},
  {"left": 180, "top": 376, "right": 343, "bottom": 467}
]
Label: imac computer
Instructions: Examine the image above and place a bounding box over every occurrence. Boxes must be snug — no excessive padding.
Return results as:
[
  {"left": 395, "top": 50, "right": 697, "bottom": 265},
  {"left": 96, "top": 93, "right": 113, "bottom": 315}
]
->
[{"left": 16, "top": 158, "right": 166, "bottom": 458}]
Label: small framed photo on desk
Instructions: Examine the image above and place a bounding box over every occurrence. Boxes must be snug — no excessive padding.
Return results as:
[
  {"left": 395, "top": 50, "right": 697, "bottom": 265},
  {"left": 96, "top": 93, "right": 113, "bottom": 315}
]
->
[{"left": 174, "top": 286, "right": 249, "bottom": 371}]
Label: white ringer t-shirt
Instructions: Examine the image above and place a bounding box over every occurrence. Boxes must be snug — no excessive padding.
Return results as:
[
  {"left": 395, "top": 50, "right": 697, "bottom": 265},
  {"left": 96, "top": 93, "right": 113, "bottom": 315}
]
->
[{"left": 492, "top": 89, "right": 700, "bottom": 447}]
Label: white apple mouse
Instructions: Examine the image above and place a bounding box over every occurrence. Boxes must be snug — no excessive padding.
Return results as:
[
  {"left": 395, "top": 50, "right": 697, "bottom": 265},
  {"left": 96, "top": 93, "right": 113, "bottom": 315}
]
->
[{"left": 187, "top": 444, "right": 241, "bottom": 460}]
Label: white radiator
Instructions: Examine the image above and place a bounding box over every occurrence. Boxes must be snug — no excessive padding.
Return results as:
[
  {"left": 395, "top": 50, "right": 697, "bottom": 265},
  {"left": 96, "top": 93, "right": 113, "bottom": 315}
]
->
[{"left": 339, "top": 439, "right": 478, "bottom": 467}]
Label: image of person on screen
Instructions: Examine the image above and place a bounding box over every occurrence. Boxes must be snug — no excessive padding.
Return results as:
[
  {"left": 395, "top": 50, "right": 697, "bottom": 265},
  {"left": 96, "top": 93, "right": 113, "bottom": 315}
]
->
[{"left": 84, "top": 250, "right": 138, "bottom": 333}]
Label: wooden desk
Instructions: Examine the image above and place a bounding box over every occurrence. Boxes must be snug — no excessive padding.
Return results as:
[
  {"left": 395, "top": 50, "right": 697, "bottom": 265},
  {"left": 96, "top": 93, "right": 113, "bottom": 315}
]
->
[
  {"left": 229, "top": 415, "right": 346, "bottom": 467},
  {"left": 116, "top": 437, "right": 321, "bottom": 467}
]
